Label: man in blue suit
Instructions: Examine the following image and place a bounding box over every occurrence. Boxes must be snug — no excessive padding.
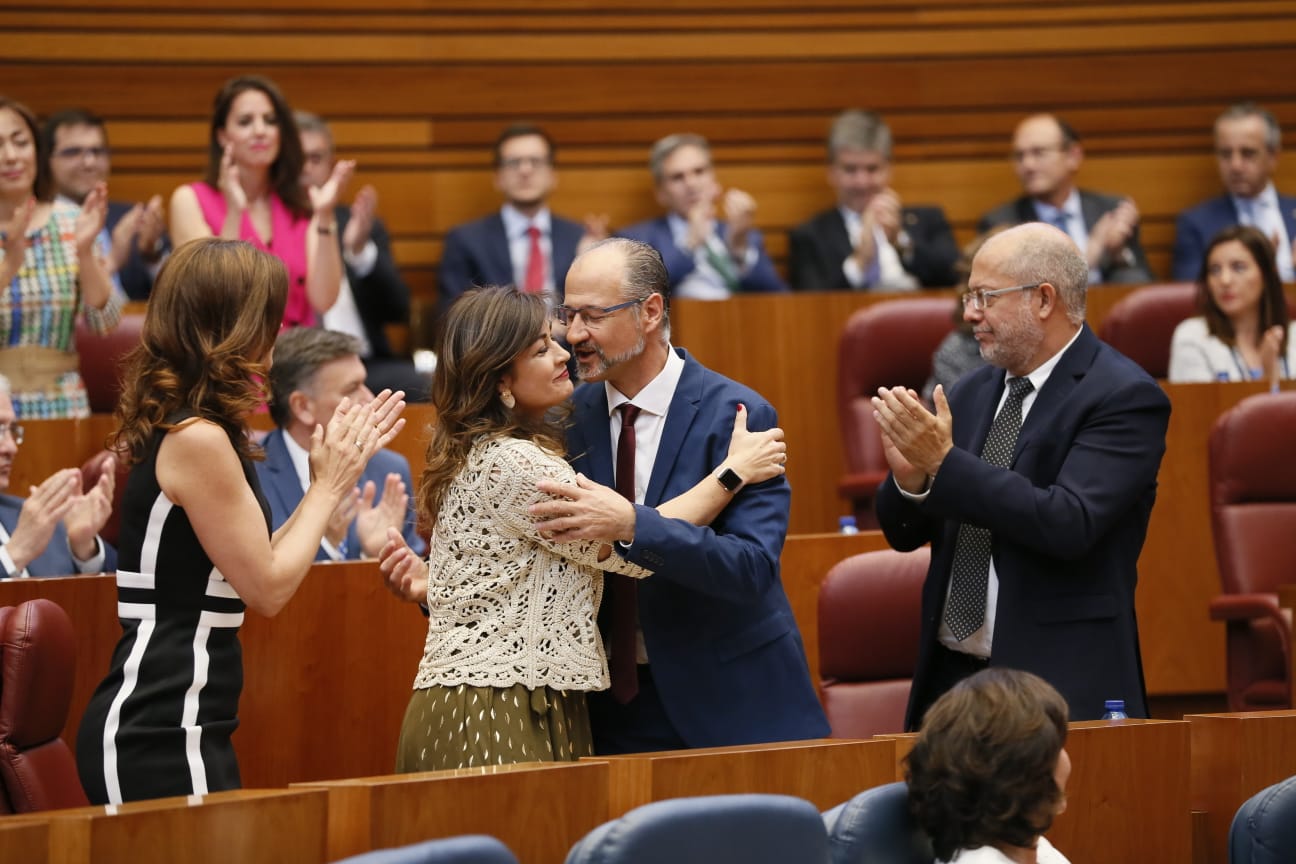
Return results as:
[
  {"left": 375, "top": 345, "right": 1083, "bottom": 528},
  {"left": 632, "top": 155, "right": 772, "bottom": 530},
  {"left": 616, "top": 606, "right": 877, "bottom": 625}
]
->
[
  {"left": 438, "top": 124, "right": 596, "bottom": 319},
  {"left": 872, "top": 223, "right": 1170, "bottom": 730},
  {"left": 619, "top": 134, "right": 787, "bottom": 299},
  {"left": 0, "top": 377, "right": 116, "bottom": 578},
  {"left": 256, "top": 329, "right": 425, "bottom": 562},
  {"left": 1173, "top": 103, "right": 1296, "bottom": 282},
  {"left": 531, "top": 238, "right": 825, "bottom": 753}
]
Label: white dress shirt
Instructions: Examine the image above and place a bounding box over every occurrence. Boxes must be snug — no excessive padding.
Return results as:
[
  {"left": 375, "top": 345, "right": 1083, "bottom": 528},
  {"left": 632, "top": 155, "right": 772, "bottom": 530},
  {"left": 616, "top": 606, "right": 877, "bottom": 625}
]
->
[
  {"left": 665, "top": 212, "right": 759, "bottom": 300},
  {"left": 501, "top": 204, "right": 555, "bottom": 295},
  {"left": 1233, "top": 182, "right": 1295, "bottom": 281},
  {"left": 839, "top": 206, "right": 918, "bottom": 291},
  {"left": 282, "top": 430, "right": 347, "bottom": 561}
]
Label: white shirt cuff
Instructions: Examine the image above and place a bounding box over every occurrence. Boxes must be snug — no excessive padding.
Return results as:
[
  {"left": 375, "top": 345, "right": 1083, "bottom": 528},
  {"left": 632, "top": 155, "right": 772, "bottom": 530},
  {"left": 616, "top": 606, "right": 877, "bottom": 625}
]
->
[
  {"left": 842, "top": 255, "right": 868, "bottom": 288},
  {"left": 344, "top": 240, "right": 379, "bottom": 278},
  {"left": 320, "top": 538, "right": 346, "bottom": 562},
  {"left": 0, "top": 545, "right": 29, "bottom": 579},
  {"left": 895, "top": 474, "right": 932, "bottom": 501},
  {"left": 72, "top": 536, "right": 107, "bottom": 573}
]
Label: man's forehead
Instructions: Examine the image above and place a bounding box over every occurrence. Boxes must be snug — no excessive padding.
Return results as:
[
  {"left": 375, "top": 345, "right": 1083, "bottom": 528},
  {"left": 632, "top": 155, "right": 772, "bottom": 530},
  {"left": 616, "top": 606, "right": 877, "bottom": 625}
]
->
[{"left": 56, "top": 123, "right": 104, "bottom": 144}]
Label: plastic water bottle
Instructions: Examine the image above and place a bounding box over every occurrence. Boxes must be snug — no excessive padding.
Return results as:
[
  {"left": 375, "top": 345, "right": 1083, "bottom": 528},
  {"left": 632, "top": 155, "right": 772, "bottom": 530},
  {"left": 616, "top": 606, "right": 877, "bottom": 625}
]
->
[
  {"left": 1101, "top": 699, "right": 1128, "bottom": 721},
  {"left": 838, "top": 515, "right": 859, "bottom": 535}
]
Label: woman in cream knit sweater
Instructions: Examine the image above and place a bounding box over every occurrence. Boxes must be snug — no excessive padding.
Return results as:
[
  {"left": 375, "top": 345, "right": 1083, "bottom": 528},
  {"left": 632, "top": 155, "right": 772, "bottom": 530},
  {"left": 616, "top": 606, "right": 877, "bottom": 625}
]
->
[{"left": 387, "top": 285, "right": 787, "bottom": 770}]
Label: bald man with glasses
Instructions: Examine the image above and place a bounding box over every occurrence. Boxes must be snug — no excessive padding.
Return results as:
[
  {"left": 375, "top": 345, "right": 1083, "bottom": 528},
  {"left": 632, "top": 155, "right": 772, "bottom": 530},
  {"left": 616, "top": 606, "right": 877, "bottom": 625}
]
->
[{"left": 873, "top": 223, "right": 1169, "bottom": 730}]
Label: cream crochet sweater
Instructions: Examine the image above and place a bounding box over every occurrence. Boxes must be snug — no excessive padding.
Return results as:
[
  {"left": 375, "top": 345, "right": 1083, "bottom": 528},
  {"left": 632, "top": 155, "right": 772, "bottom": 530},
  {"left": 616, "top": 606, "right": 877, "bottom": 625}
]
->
[{"left": 412, "top": 435, "right": 650, "bottom": 692}]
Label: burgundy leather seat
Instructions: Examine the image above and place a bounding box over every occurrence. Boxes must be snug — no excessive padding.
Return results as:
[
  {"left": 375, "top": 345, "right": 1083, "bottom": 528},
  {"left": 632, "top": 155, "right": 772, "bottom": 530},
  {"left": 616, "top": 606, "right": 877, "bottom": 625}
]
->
[
  {"left": 818, "top": 547, "right": 929, "bottom": 738},
  {"left": 75, "top": 312, "right": 145, "bottom": 414},
  {"left": 0, "top": 599, "right": 90, "bottom": 812},
  {"left": 1207, "top": 392, "right": 1296, "bottom": 711},
  {"left": 837, "top": 299, "right": 956, "bottom": 528},
  {"left": 1097, "top": 283, "right": 1197, "bottom": 379}
]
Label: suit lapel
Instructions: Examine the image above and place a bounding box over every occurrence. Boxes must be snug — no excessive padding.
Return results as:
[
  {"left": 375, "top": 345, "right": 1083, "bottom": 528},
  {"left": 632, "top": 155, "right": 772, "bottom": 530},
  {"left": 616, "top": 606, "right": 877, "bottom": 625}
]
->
[
  {"left": 485, "top": 214, "right": 514, "bottom": 285},
  {"left": 261, "top": 430, "right": 307, "bottom": 514},
  {"left": 824, "top": 210, "right": 853, "bottom": 263},
  {"left": 1013, "top": 326, "right": 1099, "bottom": 459},
  {"left": 1281, "top": 195, "right": 1296, "bottom": 247},
  {"left": 1015, "top": 197, "right": 1036, "bottom": 224},
  {"left": 573, "top": 386, "right": 616, "bottom": 489},
  {"left": 645, "top": 351, "right": 701, "bottom": 506},
  {"left": 551, "top": 218, "right": 579, "bottom": 296}
]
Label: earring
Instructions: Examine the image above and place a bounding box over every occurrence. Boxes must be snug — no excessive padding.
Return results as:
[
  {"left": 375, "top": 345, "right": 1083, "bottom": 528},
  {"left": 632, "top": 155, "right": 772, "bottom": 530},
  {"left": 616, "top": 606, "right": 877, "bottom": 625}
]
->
[{"left": 500, "top": 390, "right": 515, "bottom": 409}]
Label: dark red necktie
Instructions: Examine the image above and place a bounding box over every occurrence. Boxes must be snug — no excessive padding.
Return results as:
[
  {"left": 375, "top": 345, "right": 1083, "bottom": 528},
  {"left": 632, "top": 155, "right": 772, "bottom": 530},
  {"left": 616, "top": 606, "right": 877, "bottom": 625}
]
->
[
  {"left": 523, "top": 225, "right": 546, "bottom": 293},
  {"left": 609, "top": 403, "right": 641, "bottom": 703}
]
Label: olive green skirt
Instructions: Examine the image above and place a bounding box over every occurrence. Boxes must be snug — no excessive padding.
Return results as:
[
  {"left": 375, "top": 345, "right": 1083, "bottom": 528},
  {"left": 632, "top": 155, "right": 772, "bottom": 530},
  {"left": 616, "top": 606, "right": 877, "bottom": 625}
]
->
[{"left": 395, "top": 683, "right": 594, "bottom": 772}]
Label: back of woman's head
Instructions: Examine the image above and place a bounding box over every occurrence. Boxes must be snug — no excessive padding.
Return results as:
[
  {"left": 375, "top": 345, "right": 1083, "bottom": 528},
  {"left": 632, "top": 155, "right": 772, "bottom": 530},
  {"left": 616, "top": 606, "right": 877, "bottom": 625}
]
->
[
  {"left": 113, "top": 238, "right": 287, "bottom": 464},
  {"left": 905, "top": 668, "right": 1070, "bottom": 860},
  {"left": 1199, "top": 225, "right": 1288, "bottom": 344},
  {"left": 419, "top": 286, "right": 557, "bottom": 525}
]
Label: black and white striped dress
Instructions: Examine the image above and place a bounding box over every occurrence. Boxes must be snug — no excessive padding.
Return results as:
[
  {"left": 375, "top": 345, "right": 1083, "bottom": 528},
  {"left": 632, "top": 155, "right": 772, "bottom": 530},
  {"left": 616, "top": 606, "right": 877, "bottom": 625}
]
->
[{"left": 77, "top": 416, "right": 270, "bottom": 805}]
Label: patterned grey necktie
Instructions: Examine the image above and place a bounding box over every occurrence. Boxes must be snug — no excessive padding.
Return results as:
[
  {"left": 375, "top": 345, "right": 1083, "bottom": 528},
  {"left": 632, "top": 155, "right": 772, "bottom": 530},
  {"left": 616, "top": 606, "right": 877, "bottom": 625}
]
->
[{"left": 943, "top": 376, "right": 1036, "bottom": 641}]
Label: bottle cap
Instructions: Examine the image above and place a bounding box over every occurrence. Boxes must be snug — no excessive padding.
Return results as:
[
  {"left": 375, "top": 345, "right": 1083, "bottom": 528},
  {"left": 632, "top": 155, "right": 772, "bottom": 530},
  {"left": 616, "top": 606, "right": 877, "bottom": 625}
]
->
[
  {"left": 838, "top": 516, "right": 857, "bottom": 528},
  {"left": 1104, "top": 699, "right": 1125, "bottom": 710}
]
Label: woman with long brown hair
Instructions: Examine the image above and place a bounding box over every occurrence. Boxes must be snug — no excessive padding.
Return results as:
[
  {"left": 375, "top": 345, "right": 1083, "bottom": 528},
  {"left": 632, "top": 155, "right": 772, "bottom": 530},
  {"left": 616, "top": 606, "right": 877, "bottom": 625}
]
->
[
  {"left": 382, "top": 284, "right": 787, "bottom": 771},
  {"left": 76, "top": 238, "right": 405, "bottom": 804},
  {"left": 169, "top": 74, "right": 352, "bottom": 328}
]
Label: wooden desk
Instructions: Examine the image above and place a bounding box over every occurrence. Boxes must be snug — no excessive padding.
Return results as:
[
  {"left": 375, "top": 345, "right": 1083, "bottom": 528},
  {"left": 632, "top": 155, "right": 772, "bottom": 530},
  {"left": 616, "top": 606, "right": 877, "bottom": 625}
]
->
[
  {"left": 884, "top": 718, "right": 1191, "bottom": 864},
  {"left": 0, "top": 817, "right": 49, "bottom": 864},
  {"left": 7, "top": 788, "right": 328, "bottom": 864},
  {"left": 295, "top": 761, "right": 610, "bottom": 864},
  {"left": 1187, "top": 710, "right": 1296, "bottom": 864},
  {"left": 584, "top": 737, "right": 897, "bottom": 817}
]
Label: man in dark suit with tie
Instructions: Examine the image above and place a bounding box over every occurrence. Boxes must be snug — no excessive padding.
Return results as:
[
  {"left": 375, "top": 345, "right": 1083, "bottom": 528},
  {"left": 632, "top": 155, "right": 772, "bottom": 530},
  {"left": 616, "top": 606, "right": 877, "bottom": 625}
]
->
[
  {"left": 872, "top": 223, "right": 1170, "bottom": 730},
  {"left": 788, "top": 110, "right": 958, "bottom": 291},
  {"left": 978, "top": 114, "right": 1154, "bottom": 284},
  {"left": 255, "top": 328, "right": 425, "bottom": 563},
  {"left": 1173, "top": 102, "right": 1296, "bottom": 282},
  {"left": 438, "top": 124, "right": 594, "bottom": 318},
  {"left": 43, "top": 109, "right": 168, "bottom": 301},
  {"left": 619, "top": 134, "right": 787, "bottom": 299},
  {"left": 0, "top": 375, "right": 116, "bottom": 579},
  {"left": 528, "top": 237, "right": 826, "bottom": 753}
]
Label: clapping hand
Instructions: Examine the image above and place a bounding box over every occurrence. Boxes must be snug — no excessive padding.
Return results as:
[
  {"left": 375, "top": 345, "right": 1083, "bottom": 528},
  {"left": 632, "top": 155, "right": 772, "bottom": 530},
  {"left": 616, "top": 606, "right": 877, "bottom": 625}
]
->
[
  {"left": 378, "top": 526, "right": 427, "bottom": 603},
  {"left": 218, "top": 145, "right": 247, "bottom": 212},
  {"left": 356, "top": 473, "right": 410, "bottom": 558},
  {"left": 8, "top": 469, "right": 82, "bottom": 573},
  {"left": 309, "top": 389, "right": 406, "bottom": 499},
  {"left": 65, "top": 457, "right": 115, "bottom": 561},
  {"left": 309, "top": 159, "right": 356, "bottom": 217},
  {"left": 74, "top": 183, "right": 109, "bottom": 256},
  {"left": 723, "top": 188, "right": 757, "bottom": 255},
  {"left": 343, "top": 184, "right": 377, "bottom": 257}
]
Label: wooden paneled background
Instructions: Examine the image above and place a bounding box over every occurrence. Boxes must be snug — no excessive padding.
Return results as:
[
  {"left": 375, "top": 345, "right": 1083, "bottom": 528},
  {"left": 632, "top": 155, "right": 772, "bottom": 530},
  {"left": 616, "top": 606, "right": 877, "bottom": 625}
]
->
[{"left": 5, "top": 1, "right": 1296, "bottom": 346}]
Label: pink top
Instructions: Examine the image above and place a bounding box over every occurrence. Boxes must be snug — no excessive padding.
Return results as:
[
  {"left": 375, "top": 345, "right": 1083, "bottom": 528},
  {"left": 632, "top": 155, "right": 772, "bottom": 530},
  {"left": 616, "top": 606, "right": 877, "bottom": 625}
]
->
[{"left": 189, "top": 182, "right": 315, "bottom": 328}]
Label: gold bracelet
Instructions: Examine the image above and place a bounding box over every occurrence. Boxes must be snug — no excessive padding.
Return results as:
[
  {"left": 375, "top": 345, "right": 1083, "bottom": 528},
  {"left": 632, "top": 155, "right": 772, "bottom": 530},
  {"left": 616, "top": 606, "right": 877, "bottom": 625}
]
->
[{"left": 317, "top": 223, "right": 336, "bottom": 235}]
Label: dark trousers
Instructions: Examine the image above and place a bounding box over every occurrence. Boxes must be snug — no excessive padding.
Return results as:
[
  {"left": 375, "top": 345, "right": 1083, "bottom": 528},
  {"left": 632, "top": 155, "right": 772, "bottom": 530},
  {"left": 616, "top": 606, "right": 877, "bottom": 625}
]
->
[
  {"left": 588, "top": 665, "right": 688, "bottom": 755},
  {"left": 908, "top": 643, "right": 991, "bottom": 731}
]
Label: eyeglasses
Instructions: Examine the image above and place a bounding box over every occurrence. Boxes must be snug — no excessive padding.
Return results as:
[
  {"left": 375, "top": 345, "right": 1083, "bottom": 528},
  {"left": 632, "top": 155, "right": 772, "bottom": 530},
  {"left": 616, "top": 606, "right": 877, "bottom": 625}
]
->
[
  {"left": 499, "top": 156, "right": 551, "bottom": 172},
  {"left": 1, "top": 422, "right": 24, "bottom": 446},
  {"left": 552, "top": 298, "right": 645, "bottom": 327},
  {"left": 961, "top": 283, "right": 1042, "bottom": 311},
  {"left": 53, "top": 146, "right": 110, "bottom": 161}
]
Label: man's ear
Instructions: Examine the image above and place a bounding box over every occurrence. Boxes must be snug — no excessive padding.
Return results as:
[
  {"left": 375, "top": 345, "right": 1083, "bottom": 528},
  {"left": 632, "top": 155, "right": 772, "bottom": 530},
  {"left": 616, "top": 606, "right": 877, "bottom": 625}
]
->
[
  {"left": 641, "top": 292, "right": 666, "bottom": 332},
  {"left": 288, "top": 390, "right": 314, "bottom": 428},
  {"left": 1036, "top": 282, "right": 1059, "bottom": 319}
]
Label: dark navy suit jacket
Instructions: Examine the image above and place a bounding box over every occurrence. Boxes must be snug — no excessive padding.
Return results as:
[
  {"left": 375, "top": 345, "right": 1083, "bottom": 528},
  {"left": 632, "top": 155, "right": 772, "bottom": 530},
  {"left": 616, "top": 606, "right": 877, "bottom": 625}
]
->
[
  {"left": 876, "top": 326, "right": 1171, "bottom": 729},
  {"left": 1172, "top": 192, "right": 1296, "bottom": 281},
  {"left": 106, "top": 200, "right": 169, "bottom": 301},
  {"left": 437, "top": 210, "right": 585, "bottom": 316},
  {"left": 787, "top": 206, "right": 959, "bottom": 290},
  {"left": 618, "top": 217, "right": 787, "bottom": 295},
  {"left": 567, "top": 349, "right": 828, "bottom": 747},
  {"left": 254, "top": 428, "right": 426, "bottom": 561},
  {"left": 0, "top": 493, "right": 117, "bottom": 577}
]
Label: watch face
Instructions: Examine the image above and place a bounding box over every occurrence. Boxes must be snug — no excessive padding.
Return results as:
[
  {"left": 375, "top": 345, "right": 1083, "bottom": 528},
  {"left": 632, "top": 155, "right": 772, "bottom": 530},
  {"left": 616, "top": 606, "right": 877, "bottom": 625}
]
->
[{"left": 717, "top": 468, "right": 742, "bottom": 492}]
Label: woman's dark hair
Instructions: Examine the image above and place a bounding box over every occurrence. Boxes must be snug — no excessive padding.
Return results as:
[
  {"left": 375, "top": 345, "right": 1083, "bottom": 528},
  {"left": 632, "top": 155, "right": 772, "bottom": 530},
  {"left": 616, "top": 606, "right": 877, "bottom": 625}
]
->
[
  {"left": 417, "top": 285, "right": 565, "bottom": 527},
  {"left": 111, "top": 238, "right": 288, "bottom": 466},
  {"left": 204, "top": 75, "right": 309, "bottom": 218},
  {"left": 1198, "top": 224, "right": 1289, "bottom": 353},
  {"left": 905, "top": 668, "right": 1070, "bottom": 861},
  {"left": 0, "top": 96, "right": 51, "bottom": 202}
]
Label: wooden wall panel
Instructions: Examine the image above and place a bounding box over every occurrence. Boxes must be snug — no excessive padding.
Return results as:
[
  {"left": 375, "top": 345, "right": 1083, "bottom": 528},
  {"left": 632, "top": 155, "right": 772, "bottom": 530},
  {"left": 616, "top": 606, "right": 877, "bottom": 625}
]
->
[{"left": 2, "top": 2, "right": 1294, "bottom": 326}]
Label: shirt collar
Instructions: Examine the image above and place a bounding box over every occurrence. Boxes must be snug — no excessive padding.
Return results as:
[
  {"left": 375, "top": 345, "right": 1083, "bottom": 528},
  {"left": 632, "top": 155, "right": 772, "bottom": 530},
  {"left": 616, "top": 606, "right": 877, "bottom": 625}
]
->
[
  {"left": 1231, "top": 181, "right": 1279, "bottom": 213},
  {"left": 1032, "top": 188, "right": 1082, "bottom": 223},
  {"left": 501, "top": 204, "right": 552, "bottom": 240},
  {"left": 605, "top": 345, "right": 685, "bottom": 419}
]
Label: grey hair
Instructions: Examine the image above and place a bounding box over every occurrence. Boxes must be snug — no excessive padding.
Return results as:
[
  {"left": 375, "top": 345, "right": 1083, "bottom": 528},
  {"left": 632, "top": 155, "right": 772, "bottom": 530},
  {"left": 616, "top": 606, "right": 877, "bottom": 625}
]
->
[
  {"left": 293, "top": 110, "right": 333, "bottom": 150},
  {"left": 828, "top": 110, "right": 892, "bottom": 161},
  {"left": 649, "top": 133, "right": 710, "bottom": 185},
  {"left": 983, "top": 224, "right": 1088, "bottom": 325},
  {"left": 1216, "top": 102, "right": 1282, "bottom": 153},
  {"left": 267, "top": 327, "right": 363, "bottom": 427},
  {"left": 581, "top": 237, "right": 672, "bottom": 344}
]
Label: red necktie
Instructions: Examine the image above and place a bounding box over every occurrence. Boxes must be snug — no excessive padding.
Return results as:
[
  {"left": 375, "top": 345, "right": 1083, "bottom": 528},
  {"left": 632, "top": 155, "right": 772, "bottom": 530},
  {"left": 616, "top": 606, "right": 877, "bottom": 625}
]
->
[
  {"left": 609, "top": 403, "right": 641, "bottom": 703},
  {"left": 523, "top": 225, "right": 546, "bottom": 293}
]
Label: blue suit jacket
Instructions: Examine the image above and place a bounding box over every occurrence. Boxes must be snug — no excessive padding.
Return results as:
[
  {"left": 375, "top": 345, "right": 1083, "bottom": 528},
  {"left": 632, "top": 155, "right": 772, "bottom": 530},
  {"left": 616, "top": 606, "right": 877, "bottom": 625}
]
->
[
  {"left": 254, "top": 429, "right": 426, "bottom": 561},
  {"left": 437, "top": 210, "right": 585, "bottom": 316},
  {"left": 0, "top": 493, "right": 117, "bottom": 577},
  {"left": 567, "top": 350, "right": 828, "bottom": 747},
  {"left": 618, "top": 217, "right": 788, "bottom": 295},
  {"left": 876, "top": 326, "right": 1171, "bottom": 728},
  {"left": 1172, "top": 192, "right": 1296, "bottom": 280}
]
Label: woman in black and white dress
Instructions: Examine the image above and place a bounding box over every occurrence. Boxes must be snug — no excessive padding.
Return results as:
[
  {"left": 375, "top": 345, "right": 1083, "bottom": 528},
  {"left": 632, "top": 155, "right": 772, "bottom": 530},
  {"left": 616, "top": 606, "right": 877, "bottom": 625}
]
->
[{"left": 76, "top": 238, "right": 405, "bottom": 804}]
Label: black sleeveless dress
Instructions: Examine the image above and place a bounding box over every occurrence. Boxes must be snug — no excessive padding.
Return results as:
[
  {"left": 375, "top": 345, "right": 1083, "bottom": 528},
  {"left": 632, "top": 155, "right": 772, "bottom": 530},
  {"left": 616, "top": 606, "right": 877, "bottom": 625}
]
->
[{"left": 77, "top": 417, "right": 271, "bottom": 804}]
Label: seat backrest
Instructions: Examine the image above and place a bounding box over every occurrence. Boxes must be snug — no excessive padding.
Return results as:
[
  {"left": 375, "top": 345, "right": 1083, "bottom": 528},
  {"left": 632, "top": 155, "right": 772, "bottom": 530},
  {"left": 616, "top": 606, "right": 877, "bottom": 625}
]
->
[
  {"left": 564, "top": 794, "right": 830, "bottom": 864},
  {"left": 837, "top": 298, "right": 957, "bottom": 476},
  {"left": 332, "top": 835, "right": 519, "bottom": 864},
  {"left": 1209, "top": 392, "right": 1296, "bottom": 596},
  {"left": 0, "top": 598, "right": 89, "bottom": 812},
  {"left": 823, "top": 782, "right": 934, "bottom": 864},
  {"left": 75, "top": 312, "right": 145, "bottom": 414},
  {"left": 818, "top": 548, "right": 929, "bottom": 738},
  {"left": 1229, "top": 774, "right": 1296, "bottom": 864},
  {"left": 80, "top": 449, "right": 128, "bottom": 548},
  {"left": 1096, "top": 283, "right": 1197, "bottom": 379}
]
